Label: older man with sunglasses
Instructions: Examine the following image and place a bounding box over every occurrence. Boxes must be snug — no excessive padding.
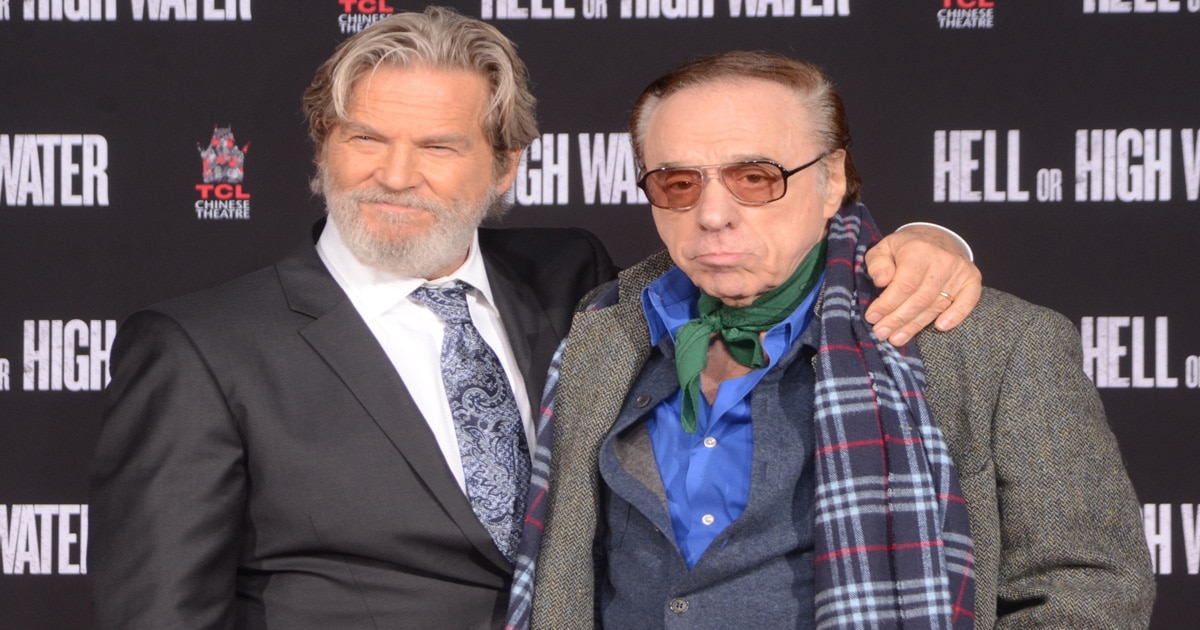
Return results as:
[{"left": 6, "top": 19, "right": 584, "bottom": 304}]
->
[{"left": 518, "top": 51, "right": 1154, "bottom": 630}]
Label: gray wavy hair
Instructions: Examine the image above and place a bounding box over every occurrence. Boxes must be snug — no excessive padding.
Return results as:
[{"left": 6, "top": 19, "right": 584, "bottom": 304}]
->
[{"left": 302, "top": 6, "right": 538, "bottom": 176}]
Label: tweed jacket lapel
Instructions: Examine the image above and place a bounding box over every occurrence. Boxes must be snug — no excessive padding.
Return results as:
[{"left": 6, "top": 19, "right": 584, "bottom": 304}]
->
[{"left": 530, "top": 251, "right": 675, "bottom": 629}]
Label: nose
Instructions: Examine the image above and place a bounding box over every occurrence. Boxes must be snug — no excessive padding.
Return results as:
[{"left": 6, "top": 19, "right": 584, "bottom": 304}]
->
[
  {"left": 693, "top": 169, "right": 740, "bottom": 231},
  {"left": 374, "top": 144, "right": 423, "bottom": 191}
]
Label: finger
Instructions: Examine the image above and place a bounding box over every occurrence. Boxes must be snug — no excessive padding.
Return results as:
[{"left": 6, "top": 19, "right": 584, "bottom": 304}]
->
[
  {"left": 863, "top": 241, "right": 898, "bottom": 294},
  {"left": 933, "top": 267, "right": 983, "bottom": 331},
  {"left": 870, "top": 255, "right": 973, "bottom": 343},
  {"left": 884, "top": 303, "right": 943, "bottom": 346},
  {"left": 862, "top": 252, "right": 906, "bottom": 326},
  {"left": 884, "top": 263, "right": 982, "bottom": 343},
  {"left": 871, "top": 277, "right": 947, "bottom": 345}
]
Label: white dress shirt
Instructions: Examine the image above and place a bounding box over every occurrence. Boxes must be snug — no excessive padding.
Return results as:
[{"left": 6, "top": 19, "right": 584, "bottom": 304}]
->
[{"left": 316, "top": 217, "right": 534, "bottom": 494}]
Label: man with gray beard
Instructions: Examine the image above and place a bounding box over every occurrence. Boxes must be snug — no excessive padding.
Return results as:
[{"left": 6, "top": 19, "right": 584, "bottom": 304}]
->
[
  {"left": 89, "top": 8, "right": 982, "bottom": 630},
  {"left": 318, "top": 165, "right": 505, "bottom": 279}
]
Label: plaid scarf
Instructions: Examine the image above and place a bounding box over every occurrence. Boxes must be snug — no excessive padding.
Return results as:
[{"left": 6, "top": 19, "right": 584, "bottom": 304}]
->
[
  {"left": 813, "top": 203, "right": 975, "bottom": 629},
  {"left": 503, "top": 342, "right": 564, "bottom": 630}
]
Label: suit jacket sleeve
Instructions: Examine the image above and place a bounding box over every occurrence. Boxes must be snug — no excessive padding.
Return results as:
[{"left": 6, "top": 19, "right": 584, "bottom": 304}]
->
[
  {"left": 935, "top": 297, "right": 1155, "bottom": 628},
  {"left": 90, "top": 310, "right": 245, "bottom": 630}
]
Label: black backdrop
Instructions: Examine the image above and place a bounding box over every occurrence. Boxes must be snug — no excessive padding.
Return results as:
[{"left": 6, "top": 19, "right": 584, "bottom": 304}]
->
[{"left": 2, "top": 1, "right": 1197, "bottom": 627}]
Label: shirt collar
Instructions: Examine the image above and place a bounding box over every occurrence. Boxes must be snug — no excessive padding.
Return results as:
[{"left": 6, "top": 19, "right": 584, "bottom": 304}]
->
[
  {"left": 640, "top": 266, "right": 699, "bottom": 347},
  {"left": 315, "top": 215, "right": 496, "bottom": 318}
]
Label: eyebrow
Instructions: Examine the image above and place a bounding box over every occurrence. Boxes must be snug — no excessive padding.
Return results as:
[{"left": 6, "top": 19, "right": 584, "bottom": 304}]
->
[
  {"left": 336, "top": 120, "right": 473, "bottom": 147},
  {"left": 651, "top": 154, "right": 780, "bottom": 169},
  {"left": 338, "top": 120, "right": 380, "bottom": 137},
  {"left": 417, "top": 132, "right": 472, "bottom": 147}
]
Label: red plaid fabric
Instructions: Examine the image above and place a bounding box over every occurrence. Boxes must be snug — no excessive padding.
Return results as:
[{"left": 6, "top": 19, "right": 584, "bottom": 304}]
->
[{"left": 813, "top": 203, "right": 975, "bottom": 629}]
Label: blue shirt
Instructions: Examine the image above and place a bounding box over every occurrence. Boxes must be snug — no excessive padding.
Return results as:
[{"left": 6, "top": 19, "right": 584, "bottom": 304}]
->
[{"left": 640, "top": 266, "right": 822, "bottom": 569}]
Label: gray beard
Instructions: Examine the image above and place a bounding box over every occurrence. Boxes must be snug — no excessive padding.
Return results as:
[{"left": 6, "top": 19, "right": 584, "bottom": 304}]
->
[{"left": 320, "top": 172, "right": 500, "bottom": 279}]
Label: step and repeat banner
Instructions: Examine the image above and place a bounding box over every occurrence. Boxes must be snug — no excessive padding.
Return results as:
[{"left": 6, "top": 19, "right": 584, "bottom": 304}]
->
[{"left": 2, "top": 1, "right": 1197, "bottom": 627}]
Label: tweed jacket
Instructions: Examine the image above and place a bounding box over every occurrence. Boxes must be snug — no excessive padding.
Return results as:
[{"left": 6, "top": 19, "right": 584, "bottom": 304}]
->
[{"left": 531, "top": 250, "right": 1154, "bottom": 629}]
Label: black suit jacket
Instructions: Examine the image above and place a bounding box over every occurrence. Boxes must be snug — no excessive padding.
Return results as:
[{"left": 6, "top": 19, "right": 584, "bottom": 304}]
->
[{"left": 89, "top": 222, "right": 616, "bottom": 630}]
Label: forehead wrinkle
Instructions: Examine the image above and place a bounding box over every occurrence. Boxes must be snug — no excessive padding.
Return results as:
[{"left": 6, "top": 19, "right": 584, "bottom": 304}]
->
[
  {"left": 643, "top": 80, "right": 814, "bottom": 171},
  {"left": 347, "top": 65, "right": 490, "bottom": 140}
]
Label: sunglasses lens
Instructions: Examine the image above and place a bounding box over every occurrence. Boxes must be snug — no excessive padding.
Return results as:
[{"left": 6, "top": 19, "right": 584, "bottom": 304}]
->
[
  {"left": 640, "top": 161, "right": 789, "bottom": 209},
  {"left": 645, "top": 168, "right": 703, "bottom": 209},
  {"left": 722, "top": 162, "right": 784, "bottom": 203}
]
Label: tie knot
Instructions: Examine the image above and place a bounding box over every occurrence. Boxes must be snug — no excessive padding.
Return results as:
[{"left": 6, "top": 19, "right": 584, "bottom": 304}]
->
[{"left": 411, "top": 281, "right": 472, "bottom": 325}]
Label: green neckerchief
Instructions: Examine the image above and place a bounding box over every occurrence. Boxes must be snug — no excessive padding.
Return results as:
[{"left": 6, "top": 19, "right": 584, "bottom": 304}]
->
[{"left": 673, "top": 238, "right": 827, "bottom": 433}]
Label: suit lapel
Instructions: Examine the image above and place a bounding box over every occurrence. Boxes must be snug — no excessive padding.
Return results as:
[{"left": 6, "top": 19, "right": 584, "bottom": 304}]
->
[
  {"left": 481, "top": 244, "right": 559, "bottom": 410},
  {"left": 277, "top": 225, "right": 511, "bottom": 572}
]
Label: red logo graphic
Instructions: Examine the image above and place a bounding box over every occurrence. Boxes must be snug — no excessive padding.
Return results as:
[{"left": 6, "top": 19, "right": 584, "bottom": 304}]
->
[
  {"left": 196, "top": 125, "right": 250, "bottom": 200},
  {"left": 339, "top": 0, "right": 395, "bottom": 13}
]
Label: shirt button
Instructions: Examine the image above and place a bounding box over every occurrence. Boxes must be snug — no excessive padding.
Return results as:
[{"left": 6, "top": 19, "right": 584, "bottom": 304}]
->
[
  {"left": 703, "top": 436, "right": 717, "bottom": 448},
  {"left": 634, "top": 394, "right": 651, "bottom": 408},
  {"left": 669, "top": 598, "right": 689, "bottom": 614},
  {"left": 701, "top": 514, "right": 715, "bottom": 526}
]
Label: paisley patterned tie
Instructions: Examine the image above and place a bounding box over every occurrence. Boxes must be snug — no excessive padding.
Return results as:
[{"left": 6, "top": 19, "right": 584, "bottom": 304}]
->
[{"left": 410, "top": 281, "right": 530, "bottom": 564}]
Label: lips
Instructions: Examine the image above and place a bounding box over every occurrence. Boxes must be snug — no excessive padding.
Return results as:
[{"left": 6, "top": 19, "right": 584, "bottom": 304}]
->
[
  {"left": 366, "top": 200, "right": 428, "bottom": 215},
  {"left": 354, "top": 191, "right": 447, "bottom": 223},
  {"left": 691, "top": 251, "right": 748, "bottom": 267}
]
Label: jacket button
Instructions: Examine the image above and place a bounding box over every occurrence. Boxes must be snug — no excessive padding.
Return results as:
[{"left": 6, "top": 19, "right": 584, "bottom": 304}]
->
[
  {"left": 634, "top": 394, "right": 652, "bottom": 408},
  {"left": 668, "top": 598, "right": 689, "bottom": 614}
]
